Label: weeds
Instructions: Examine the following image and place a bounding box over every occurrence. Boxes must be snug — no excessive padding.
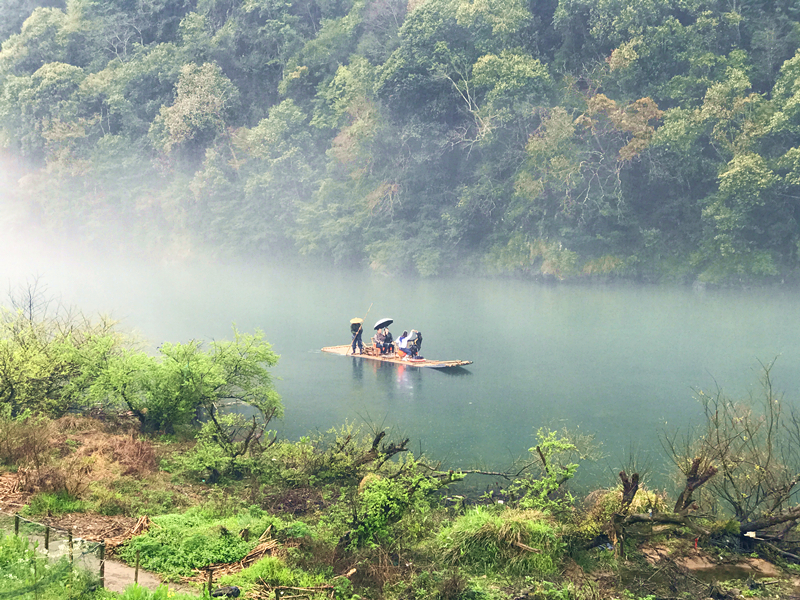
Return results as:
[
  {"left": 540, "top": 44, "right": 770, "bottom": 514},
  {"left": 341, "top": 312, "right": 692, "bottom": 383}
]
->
[
  {"left": 438, "top": 507, "right": 565, "bottom": 576},
  {"left": 21, "top": 491, "right": 87, "bottom": 516},
  {"left": 118, "top": 506, "right": 308, "bottom": 579},
  {"left": 0, "top": 532, "right": 99, "bottom": 599}
]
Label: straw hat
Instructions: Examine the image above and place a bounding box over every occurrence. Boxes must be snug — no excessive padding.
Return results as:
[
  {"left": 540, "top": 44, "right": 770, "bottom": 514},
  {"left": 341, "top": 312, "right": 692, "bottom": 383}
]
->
[{"left": 350, "top": 318, "right": 364, "bottom": 324}]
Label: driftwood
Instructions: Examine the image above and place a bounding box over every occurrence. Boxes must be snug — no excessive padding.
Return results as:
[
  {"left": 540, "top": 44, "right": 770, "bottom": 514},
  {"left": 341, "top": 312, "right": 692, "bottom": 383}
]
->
[
  {"left": 105, "top": 516, "right": 151, "bottom": 549},
  {"left": 740, "top": 505, "right": 800, "bottom": 533}
]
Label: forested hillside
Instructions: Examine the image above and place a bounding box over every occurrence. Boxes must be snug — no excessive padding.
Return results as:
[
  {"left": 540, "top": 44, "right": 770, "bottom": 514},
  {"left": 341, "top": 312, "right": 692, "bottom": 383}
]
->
[{"left": 1, "top": 0, "right": 799, "bottom": 282}]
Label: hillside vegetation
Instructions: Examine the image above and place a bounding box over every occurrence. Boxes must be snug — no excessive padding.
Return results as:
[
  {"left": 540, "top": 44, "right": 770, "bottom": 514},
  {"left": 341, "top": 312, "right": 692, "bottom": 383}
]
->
[{"left": 1, "top": 0, "right": 800, "bottom": 282}]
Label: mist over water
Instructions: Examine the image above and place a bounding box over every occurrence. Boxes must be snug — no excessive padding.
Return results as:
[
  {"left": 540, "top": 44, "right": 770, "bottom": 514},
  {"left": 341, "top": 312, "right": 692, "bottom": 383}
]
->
[{"left": 2, "top": 234, "right": 800, "bottom": 488}]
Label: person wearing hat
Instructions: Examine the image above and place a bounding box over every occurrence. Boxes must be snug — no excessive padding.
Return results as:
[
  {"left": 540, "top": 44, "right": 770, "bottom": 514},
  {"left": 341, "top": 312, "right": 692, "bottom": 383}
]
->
[{"left": 350, "top": 318, "right": 364, "bottom": 355}]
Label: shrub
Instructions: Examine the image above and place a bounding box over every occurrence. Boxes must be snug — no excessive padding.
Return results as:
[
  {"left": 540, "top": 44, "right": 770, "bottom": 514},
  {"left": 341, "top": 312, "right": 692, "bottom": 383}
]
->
[
  {"left": 21, "top": 490, "right": 87, "bottom": 516},
  {"left": 578, "top": 486, "right": 668, "bottom": 538},
  {"left": 504, "top": 429, "right": 582, "bottom": 515},
  {"left": 0, "top": 532, "right": 99, "bottom": 599},
  {"left": 118, "top": 506, "right": 305, "bottom": 579},
  {"left": 0, "top": 409, "right": 56, "bottom": 468},
  {"left": 438, "top": 507, "right": 565, "bottom": 576}
]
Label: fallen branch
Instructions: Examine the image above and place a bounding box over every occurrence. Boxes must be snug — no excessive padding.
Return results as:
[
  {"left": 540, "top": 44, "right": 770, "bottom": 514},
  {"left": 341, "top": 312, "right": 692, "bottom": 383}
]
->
[
  {"left": 759, "top": 540, "right": 800, "bottom": 563},
  {"left": 740, "top": 505, "right": 800, "bottom": 533},
  {"left": 513, "top": 540, "right": 541, "bottom": 553}
]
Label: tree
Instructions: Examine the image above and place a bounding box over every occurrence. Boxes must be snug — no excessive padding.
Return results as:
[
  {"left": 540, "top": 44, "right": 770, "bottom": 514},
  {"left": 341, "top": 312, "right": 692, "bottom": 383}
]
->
[
  {"left": 662, "top": 360, "right": 800, "bottom": 528},
  {"left": 96, "top": 326, "right": 282, "bottom": 435},
  {"left": 0, "top": 7, "right": 68, "bottom": 77},
  {"left": 0, "top": 282, "right": 129, "bottom": 418},
  {"left": 149, "top": 61, "right": 240, "bottom": 159}
]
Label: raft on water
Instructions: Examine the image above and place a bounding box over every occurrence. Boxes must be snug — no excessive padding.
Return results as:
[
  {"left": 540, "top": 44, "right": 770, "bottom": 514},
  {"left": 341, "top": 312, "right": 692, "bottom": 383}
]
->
[{"left": 321, "top": 345, "right": 472, "bottom": 369}]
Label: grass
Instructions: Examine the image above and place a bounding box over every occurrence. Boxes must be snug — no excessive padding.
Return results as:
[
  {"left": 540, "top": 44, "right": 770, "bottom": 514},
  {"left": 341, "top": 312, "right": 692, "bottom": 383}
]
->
[
  {"left": 0, "top": 532, "right": 100, "bottom": 599},
  {"left": 215, "top": 555, "right": 332, "bottom": 596},
  {"left": 98, "top": 583, "right": 209, "bottom": 599},
  {"left": 21, "top": 491, "right": 87, "bottom": 517},
  {"left": 437, "top": 506, "right": 565, "bottom": 576},
  {"left": 118, "top": 506, "right": 311, "bottom": 579}
]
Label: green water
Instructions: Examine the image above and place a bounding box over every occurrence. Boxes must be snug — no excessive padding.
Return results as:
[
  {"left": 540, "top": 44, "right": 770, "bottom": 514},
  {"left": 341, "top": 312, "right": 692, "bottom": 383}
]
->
[{"left": 5, "top": 253, "right": 800, "bottom": 486}]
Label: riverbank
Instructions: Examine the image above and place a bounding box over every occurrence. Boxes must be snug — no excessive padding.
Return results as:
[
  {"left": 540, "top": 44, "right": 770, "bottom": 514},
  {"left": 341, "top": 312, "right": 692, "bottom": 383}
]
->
[{"left": 3, "top": 415, "right": 800, "bottom": 600}]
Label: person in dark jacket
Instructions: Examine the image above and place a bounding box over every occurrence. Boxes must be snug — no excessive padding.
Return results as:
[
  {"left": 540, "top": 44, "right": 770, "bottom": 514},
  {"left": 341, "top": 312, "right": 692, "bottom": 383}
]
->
[
  {"left": 375, "top": 327, "right": 393, "bottom": 354},
  {"left": 350, "top": 318, "right": 364, "bottom": 355},
  {"left": 405, "top": 330, "right": 423, "bottom": 358}
]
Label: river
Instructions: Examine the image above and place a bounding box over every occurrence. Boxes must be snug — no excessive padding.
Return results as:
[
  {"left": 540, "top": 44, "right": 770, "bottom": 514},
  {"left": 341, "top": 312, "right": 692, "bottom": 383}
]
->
[{"left": 4, "top": 248, "right": 800, "bottom": 489}]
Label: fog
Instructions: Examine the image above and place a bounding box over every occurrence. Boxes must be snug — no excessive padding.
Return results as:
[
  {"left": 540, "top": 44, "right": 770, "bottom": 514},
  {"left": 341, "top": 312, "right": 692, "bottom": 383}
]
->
[
  {"left": 3, "top": 156, "right": 800, "bottom": 488},
  {"left": 4, "top": 208, "right": 800, "bottom": 488}
]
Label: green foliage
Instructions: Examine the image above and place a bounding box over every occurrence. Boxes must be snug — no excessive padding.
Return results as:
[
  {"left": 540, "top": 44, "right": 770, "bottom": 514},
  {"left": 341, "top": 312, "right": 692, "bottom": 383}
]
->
[
  {"left": 149, "top": 62, "right": 240, "bottom": 155},
  {"left": 2, "top": 0, "right": 800, "bottom": 280},
  {"left": 94, "top": 325, "right": 282, "bottom": 435},
  {"left": 348, "top": 472, "right": 436, "bottom": 548},
  {"left": 438, "top": 506, "right": 565, "bottom": 576},
  {"left": 504, "top": 429, "right": 581, "bottom": 514},
  {"left": 215, "top": 555, "right": 330, "bottom": 596},
  {"left": 0, "top": 290, "right": 131, "bottom": 418},
  {"left": 0, "top": 532, "right": 100, "bottom": 599},
  {"left": 21, "top": 490, "right": 86, "bottom": 516},
  {"left": 118, "top": 506, "right": 303, "bottom": 579},
  {"left": 105, "top": 583, "right": 207, "bottom": 600}
]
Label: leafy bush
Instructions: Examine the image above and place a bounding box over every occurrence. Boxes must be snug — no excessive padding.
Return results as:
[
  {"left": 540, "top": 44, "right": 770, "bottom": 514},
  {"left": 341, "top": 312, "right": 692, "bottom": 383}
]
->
[
  {"left": 21, "top": 491, "right": 87, "bottom": 516},
  {"left": 504, "top": 429, "right": 586, "bottom": 514},
  {"left": 118, "top": 506, "right": 307, "bottom": 578},
  {"left": 259, "top": 424, "right": 385, "bottom": 488},
  {"left": 0, "top": 532, "right": 99, "bottom": 599},
  {"left": 438, "top": 507, "right": 565, "bottom": 576}
]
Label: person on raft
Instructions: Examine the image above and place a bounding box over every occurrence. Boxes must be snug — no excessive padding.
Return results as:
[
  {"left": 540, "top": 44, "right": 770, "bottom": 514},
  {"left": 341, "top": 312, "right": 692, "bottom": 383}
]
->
[
  {"left": 395, "top": 330, "right": 409, "bottom": 355},
  {"left": 375, "top": 327, "right": 393, "bottom": 355},
  {"left": 350, "top": 318, "right": 364, "bottom": 355},
  {"left": 406, "top": 330, "right": 423, "bottom": 359},
  {"left": 397, "top": 330, "right": 422, "bottom": 359}
]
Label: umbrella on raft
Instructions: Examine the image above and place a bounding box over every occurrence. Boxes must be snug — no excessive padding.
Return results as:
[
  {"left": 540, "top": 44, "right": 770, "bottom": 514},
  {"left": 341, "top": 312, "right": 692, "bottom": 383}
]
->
[{"left": 374, "top": 318, "right": 393, "bottom": 330}]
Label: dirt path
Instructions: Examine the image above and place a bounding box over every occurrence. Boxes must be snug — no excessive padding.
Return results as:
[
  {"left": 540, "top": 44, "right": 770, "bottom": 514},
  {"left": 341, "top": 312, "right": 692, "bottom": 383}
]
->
[{"left": 103, "top": 558, "right": 201, "bottom": 596}]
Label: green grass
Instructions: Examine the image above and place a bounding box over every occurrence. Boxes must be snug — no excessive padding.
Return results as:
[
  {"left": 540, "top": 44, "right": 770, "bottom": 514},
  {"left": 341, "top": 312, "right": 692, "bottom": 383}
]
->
[
  {"left": 97, "top": 583, "right": 208, "bottom": 599},
  {"left": 118, "top": 506, "right": 312, "bottom": 579},
  {"left": 0, "top": 532, "right": 100, "bottom": 599},
  {"left": 216, "top": 555, "right": 332, "bottom": 596},
  {"left": 437, "top": 506, "right": 565, "bottom": 576},
  {"left": 20, "top": 491, "right": 87, "bottom": 517}
]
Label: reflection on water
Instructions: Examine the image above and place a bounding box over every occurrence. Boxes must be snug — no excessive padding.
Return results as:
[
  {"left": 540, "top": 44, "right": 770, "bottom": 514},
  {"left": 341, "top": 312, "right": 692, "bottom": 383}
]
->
[
  {"left": 435, "top": 366, "right": 473, "bottom": 377},
  {"left": 351, "top": 357, "right": 363, "bottom": 384},
  {"left": 370, "top": 360, "right": 424, "bottom": 398}
]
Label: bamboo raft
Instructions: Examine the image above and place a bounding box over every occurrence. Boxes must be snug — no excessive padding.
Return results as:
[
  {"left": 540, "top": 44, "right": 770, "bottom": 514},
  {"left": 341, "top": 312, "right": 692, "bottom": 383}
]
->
[{"left": 321, "top": 344, "right": 472, "bottom": 369}]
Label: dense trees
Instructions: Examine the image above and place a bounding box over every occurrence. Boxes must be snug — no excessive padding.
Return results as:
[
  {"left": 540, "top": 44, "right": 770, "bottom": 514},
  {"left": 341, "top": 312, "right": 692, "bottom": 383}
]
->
[{"left": 1, "top": 0, "right": 800, "bottom": 281}]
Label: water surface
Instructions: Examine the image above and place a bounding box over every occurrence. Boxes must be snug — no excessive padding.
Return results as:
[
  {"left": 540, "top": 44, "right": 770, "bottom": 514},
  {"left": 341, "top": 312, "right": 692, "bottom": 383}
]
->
[{"left": 3, "top": 247, "right": 799, "bottom": 486}]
